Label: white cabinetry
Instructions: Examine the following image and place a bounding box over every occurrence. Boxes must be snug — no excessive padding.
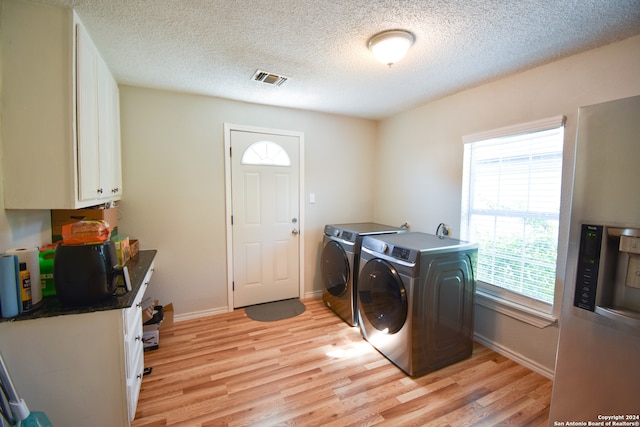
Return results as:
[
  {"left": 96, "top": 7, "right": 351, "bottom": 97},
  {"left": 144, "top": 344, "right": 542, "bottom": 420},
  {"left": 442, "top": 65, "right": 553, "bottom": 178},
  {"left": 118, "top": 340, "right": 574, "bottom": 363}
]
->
[
  {"left": 76, "top": 23, "right": 123, "bottom": 202},
  {"left": 123, "top": 264, "right": 154, "bottom": 420},
  {"left": 0, "top": 255, "right": 155, "bottom": 427},
  {"left": 1, "top": 0, "right": 122, "bottom": 209}
]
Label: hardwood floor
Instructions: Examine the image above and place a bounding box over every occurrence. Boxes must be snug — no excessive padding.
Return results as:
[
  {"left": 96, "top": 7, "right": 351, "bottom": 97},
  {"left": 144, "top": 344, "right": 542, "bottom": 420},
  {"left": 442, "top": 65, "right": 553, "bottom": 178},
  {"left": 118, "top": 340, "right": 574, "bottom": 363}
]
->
[{"left": 132, "top": 298, "right": 552, "bottom": 427}]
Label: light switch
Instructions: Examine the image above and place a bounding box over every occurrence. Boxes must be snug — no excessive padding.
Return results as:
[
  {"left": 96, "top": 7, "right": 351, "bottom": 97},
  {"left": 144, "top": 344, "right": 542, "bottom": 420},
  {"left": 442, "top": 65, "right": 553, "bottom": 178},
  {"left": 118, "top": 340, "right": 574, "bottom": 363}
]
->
[{"left": 309, "top": 193, "right": 316, "bottom": 204}]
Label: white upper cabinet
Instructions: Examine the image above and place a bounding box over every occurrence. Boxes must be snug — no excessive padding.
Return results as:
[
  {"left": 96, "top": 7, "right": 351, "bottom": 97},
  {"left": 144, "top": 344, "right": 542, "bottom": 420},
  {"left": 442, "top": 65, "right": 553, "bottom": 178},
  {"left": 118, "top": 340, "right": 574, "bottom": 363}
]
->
[
  {"left": 1, "top": 0, "right": 122, "bottom": 209},
  {"left": 76, "top": 23, "right": 122, "bottom": 203}
]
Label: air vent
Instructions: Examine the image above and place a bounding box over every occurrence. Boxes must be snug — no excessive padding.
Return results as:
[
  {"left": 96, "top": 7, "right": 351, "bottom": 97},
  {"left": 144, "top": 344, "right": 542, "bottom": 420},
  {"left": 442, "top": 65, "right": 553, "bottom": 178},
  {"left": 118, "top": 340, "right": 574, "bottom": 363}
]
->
[{"left": 252, "top": 70, "right": 288, "bottom": 86}]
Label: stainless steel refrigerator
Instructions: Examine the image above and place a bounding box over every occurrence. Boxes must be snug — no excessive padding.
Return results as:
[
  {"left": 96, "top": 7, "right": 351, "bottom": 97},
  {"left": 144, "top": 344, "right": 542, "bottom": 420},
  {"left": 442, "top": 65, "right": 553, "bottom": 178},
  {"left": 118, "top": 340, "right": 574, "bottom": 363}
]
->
[{"left": 549, "top": 95, "right": 640, "bottom": 424}]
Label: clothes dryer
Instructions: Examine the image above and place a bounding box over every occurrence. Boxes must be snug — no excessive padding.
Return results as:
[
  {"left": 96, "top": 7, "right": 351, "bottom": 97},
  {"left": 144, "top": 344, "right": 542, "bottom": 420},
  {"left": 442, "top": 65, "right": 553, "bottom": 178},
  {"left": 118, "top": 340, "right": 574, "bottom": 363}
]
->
[
  {"left": 321, "top": 223, "right": 406, "bottom": 326},
  {"left": 357, "top": 232, "right": 478, "bottom": 377}
]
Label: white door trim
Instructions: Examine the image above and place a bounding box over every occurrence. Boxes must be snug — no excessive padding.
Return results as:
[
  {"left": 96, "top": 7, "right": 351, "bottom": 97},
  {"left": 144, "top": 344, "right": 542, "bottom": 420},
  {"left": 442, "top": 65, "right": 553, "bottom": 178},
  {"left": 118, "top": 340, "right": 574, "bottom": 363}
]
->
[{"left": 223, "top": 123, "right": 305, "bottom": 312}]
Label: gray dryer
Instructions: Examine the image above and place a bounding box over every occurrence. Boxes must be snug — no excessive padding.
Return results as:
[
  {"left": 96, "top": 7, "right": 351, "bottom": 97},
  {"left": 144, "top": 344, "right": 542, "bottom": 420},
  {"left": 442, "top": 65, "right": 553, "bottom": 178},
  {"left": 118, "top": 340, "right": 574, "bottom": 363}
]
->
[{"left": 321, "top": 223, "right": 406, "bottom": 326}]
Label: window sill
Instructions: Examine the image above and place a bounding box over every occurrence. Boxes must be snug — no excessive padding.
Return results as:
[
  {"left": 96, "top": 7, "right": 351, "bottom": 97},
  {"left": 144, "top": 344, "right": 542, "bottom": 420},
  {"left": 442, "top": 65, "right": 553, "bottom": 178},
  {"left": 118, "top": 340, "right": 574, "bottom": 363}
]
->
[{"left": 475, "top": 290, "right": 558, "bottom": 328}]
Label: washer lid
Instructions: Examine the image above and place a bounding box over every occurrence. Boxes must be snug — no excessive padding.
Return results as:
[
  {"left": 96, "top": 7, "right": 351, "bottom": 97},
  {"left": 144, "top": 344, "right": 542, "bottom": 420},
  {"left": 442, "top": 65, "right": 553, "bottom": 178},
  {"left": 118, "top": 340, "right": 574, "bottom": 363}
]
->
[
  {"left": 324, "top": 222, "right": 406, "bottom": 243},
  {"left": 362, "top": 232, "right": 478, "bottom": 262},
  {"left": 333, "top": 222, "right": 404, "bottom": 234}
]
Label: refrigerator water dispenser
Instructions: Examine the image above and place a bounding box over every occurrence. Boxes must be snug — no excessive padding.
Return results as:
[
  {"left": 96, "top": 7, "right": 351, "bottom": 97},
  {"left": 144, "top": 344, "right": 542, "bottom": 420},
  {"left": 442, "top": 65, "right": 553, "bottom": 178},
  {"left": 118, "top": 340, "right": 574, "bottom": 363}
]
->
[{"left": 574, "top": 224, "right": 640, "bottom": 328}]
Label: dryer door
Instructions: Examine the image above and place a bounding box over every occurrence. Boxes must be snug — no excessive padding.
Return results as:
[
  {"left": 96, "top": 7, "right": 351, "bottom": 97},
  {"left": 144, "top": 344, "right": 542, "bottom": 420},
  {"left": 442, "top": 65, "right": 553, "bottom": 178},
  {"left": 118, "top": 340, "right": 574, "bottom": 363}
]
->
[
  {"left": 359, "top": 258, "right": 408, "bottom": 334},
  {"left": 321, "top": 241, "right": 350, "bottom": 297}
]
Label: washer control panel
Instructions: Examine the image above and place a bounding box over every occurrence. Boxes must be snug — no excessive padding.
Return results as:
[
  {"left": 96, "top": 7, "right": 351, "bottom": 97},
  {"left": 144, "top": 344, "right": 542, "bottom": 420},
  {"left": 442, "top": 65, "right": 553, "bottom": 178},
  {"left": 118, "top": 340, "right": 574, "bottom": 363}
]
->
[
  {"left": 392, "top": 246, "right": 412, "bottom": 261},
  {"left": 362, "top": 237, "right": 418, "bottom": 264},
  {"left": 324, "top": 225, "right": 357, "bottom": 243}
]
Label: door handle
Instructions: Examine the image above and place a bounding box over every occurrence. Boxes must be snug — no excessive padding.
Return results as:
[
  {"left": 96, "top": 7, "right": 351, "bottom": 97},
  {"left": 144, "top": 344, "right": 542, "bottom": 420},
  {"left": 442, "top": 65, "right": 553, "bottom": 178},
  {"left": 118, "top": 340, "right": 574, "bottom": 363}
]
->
[{"left": 292, "top": 228, "right": 299, "bottom": 235}]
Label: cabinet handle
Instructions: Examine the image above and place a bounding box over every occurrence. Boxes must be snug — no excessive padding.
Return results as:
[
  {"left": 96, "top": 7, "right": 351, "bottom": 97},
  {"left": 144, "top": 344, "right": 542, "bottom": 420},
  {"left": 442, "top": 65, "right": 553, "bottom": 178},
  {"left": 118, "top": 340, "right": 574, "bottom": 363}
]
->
[
  {"left": 112, "top": 187, "right": 119, "bottom": 194},
  {"left": 137, "top": 373, "right": 143, "bottom": 380},
  {"left": 97, "top": 188, "right": 103, "bottom": 194}
]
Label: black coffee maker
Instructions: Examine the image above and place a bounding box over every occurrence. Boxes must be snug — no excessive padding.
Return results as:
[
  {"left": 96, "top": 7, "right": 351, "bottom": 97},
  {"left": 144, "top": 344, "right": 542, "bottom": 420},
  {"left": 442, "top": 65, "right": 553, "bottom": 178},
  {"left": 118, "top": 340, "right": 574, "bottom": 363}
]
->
[{"left": 54, "top": 240, "right": 122, "bottom": 306}]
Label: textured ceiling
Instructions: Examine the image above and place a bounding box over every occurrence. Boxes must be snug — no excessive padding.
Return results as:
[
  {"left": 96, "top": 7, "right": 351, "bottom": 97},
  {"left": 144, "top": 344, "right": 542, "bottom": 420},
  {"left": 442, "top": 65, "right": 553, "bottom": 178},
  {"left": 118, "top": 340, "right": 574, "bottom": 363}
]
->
[{"left": 32, "top": 0, "right": 640, "bottom": 119}]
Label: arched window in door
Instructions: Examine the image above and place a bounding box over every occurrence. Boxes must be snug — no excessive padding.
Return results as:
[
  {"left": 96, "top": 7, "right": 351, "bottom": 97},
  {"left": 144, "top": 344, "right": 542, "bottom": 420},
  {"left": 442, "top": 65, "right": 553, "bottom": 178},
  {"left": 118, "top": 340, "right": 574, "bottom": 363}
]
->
[{"left": 241, "top": 140, "right": 291, "bottom": 166}]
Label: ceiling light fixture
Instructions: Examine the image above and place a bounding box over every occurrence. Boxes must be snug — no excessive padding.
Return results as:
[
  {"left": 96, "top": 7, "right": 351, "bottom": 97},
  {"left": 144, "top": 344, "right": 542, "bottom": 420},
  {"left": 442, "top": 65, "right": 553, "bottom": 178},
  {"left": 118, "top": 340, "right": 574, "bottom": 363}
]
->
[{"left": 368, "top": 29, "right": 415, "bottom": 67}]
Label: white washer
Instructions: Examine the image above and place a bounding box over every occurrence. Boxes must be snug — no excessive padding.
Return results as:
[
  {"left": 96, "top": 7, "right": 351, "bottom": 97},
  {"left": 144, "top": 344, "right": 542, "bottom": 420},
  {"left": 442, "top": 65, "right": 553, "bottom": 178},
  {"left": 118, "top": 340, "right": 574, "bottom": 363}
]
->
[
  {"left": 321, "top": 223, "right": 406, "bottom": 326},
  {"left": 357, "top": 232, "right": 478, "bottom": 377}
]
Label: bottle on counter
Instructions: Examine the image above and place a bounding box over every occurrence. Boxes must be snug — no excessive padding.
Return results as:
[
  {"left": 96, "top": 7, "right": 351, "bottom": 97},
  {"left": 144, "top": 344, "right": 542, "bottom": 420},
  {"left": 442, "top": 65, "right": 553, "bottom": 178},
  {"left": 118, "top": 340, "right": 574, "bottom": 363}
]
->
[{"left": 19, "top": 262, "right": 32, "bottom": 311}]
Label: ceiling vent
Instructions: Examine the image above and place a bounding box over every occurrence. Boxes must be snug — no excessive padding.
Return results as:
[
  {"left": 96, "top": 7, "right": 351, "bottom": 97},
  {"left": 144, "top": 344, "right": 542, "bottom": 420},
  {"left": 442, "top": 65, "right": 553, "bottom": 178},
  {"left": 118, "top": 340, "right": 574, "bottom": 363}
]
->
[{"left": 252, "top": 70, "right": 288, "bottom": 86}]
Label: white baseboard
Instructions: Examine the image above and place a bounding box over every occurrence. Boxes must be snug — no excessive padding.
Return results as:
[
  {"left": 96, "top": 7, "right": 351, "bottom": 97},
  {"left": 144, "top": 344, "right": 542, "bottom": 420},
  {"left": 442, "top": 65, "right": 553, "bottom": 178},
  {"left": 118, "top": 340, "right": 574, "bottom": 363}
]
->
[
  {"left": 474, "top": 333, "right": 555, "bottom": 380},
  {"left": 304, "top": 290, "right": 322, "bottom": 299},
  {"left": 174, "top": 306, "right": 229, "bottom": 322}
]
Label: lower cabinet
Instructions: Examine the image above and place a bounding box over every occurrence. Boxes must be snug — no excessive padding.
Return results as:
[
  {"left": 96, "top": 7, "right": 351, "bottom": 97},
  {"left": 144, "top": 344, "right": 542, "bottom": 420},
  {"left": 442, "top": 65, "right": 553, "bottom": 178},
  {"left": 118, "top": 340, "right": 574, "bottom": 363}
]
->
[
  {"left": 123, "top": 266, "right": 151, "bottom": 421},
  {"left": 0, "top": 270, "right": 152, "bottom": 427}
]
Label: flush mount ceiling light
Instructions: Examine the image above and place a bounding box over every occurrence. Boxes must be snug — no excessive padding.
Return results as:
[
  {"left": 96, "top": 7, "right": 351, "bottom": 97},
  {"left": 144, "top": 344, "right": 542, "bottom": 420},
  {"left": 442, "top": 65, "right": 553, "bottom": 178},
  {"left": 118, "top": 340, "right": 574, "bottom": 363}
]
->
[{"left": 368, "top": 29, "right": 415, "bottom": 67}]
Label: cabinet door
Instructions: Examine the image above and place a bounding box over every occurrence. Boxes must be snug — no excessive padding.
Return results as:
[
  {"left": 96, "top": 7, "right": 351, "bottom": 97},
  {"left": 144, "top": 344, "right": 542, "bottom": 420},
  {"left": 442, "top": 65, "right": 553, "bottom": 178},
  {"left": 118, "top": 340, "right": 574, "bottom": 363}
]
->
[
  {"left": 98, "top": 56, "right": 122, "bottom": 199},
  {"left": 77, "top": 22, "right": 122, "bottom": 204},
  {"left": 109, "top": 74, "right": 122, "bottom": 199},
  {"left": 76, "top": 23, "right": 102, "bottom": 202},
  {"left": 107, "top": 66, "right": 122, "bottom": 199}
]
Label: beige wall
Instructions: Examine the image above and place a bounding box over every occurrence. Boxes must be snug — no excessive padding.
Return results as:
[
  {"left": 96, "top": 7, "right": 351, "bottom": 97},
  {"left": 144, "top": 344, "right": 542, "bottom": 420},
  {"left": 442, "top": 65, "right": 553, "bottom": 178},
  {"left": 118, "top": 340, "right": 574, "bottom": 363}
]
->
[
  {"left": 374, "top": 34, "right": 640, "bottom": 375},
  {"left": 0, "top": 0, "right": 51, "bottom": 253},
  {"left": 117, "top": 88, "right": 378, "bottom": 316}
]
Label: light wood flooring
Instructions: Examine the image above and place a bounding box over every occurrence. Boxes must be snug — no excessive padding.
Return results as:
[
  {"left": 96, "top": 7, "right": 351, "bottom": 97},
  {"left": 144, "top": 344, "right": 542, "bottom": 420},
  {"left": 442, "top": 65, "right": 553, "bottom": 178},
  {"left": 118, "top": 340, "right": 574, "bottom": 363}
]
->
[{"left": 132, "top": 298, "right": 552, "bottom": 426}]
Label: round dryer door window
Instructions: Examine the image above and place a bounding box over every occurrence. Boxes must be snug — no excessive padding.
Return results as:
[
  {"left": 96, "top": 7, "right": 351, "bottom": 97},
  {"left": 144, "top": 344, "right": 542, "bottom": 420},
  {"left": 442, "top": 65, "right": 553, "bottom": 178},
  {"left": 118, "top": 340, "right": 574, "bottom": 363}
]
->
[
  {"left": 359, "top": 258, "right": 408, "bottom": 334},
  {"left": 321, "top": 241, "right": 350, "bottom": 297}
]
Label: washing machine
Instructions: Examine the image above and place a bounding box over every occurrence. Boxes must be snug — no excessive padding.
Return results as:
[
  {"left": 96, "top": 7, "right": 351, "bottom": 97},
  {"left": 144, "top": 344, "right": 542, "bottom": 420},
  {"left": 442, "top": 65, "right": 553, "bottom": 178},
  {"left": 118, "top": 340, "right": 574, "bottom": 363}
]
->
[
  {"left": 321, "top": 223, "right": 406, "bottom": 326},
  {"left": 357, "top": 232, "right": 478, "bottom": 377}
]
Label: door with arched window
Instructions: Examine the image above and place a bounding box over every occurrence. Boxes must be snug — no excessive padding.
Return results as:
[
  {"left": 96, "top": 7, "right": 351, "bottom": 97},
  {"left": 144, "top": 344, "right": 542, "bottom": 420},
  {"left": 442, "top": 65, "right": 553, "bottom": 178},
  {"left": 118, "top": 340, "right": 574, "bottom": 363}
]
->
[{"left": 229, "top": 128, "right": 301, "bottom": 308}]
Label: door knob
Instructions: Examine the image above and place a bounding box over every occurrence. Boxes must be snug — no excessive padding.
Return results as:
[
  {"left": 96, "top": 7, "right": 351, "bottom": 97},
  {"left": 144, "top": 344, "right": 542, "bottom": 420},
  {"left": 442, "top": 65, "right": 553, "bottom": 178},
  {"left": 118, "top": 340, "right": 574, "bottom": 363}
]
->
[{"left": 292, "top": 228, "right": 299, "bottom": 235}]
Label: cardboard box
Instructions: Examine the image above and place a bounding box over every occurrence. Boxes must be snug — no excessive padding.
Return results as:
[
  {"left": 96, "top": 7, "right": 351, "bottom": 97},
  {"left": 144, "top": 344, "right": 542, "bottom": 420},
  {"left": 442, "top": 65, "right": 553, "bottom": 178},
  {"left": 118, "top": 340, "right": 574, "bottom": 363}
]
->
[
  {"left": 143, "top": 304, "right": 166, "bottom": 351},
  {"left": 160, "top": 303, "right": 174, "bottom": 330},
  {"left": 141, "top": 297, "right": 156, "bottom": 324},
  {"left": 113, "top": 236, "right": 130, "bottom": 267},
  {"left": 130, "top": 239, "right": 139, "bottom": 258},
  {"left": 51, "top": 207, "right": 119, "bottom": 242}
]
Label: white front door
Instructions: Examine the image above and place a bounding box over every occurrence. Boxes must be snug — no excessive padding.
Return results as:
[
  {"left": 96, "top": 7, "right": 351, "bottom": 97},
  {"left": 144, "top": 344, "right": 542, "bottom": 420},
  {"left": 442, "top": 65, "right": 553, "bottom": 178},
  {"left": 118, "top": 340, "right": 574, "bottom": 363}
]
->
[{"left": 229, "top": 128, "right": 301, "bottom": 308}]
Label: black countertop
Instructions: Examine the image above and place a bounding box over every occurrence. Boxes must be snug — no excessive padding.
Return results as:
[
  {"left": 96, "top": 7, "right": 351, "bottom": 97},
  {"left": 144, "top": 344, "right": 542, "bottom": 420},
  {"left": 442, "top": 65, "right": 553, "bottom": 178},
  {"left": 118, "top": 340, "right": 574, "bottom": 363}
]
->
[{"left": 2, "top": 250, "right": 157, "bottom": 322}]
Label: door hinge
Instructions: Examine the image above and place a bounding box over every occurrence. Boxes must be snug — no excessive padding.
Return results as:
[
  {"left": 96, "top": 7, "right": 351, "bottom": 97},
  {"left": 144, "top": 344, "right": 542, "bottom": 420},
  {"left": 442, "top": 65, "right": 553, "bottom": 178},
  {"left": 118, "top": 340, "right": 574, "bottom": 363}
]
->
[
  {"left": 232, "top": 281, "right": 235, "bottom": 291},
  {"left": 231, "top": 215, "right": 233, "bottom": 225},
  {"left": 229, "top": 147, "right": 232, "bottom": 157}
]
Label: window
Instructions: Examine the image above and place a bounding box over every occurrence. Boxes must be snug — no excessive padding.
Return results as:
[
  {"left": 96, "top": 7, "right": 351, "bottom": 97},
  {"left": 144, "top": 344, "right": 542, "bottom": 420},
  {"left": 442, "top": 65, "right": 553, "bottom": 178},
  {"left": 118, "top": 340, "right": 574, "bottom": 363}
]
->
[
  {"left": 241, "top": 140, "right": 291, "bottom": 166},
  {"left": 461, "top": 116, "right": 565, "bottom": 313}
]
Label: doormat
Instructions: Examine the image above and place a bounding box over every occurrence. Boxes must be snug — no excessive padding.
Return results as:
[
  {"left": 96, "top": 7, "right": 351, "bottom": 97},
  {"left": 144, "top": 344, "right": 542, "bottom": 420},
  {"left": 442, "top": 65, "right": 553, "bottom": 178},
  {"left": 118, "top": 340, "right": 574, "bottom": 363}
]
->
[{"left": 245, "top": 298, "right": 306, "bottom": 322}]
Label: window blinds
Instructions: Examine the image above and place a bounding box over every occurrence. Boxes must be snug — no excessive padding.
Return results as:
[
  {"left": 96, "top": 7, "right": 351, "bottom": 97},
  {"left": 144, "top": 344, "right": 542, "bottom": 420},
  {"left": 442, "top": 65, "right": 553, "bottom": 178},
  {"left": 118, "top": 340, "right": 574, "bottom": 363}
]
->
[{"left": 461, "top": 116, "right": 565, "bottom": 305}]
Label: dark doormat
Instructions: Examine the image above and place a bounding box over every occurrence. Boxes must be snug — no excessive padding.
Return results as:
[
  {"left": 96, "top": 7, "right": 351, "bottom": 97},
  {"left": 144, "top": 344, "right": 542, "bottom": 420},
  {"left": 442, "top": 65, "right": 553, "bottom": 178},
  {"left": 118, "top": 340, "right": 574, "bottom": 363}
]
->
[{"left": 245, "top": 298, "right": 306, "bottom": 322}]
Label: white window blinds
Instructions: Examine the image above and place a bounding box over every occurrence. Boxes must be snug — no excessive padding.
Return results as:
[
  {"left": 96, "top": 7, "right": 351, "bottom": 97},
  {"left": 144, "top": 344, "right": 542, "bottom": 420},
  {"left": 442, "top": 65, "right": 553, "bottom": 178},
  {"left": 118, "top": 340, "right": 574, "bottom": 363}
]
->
[{"left": 461, "top": 116, "right": 565, "bottom": 306}]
